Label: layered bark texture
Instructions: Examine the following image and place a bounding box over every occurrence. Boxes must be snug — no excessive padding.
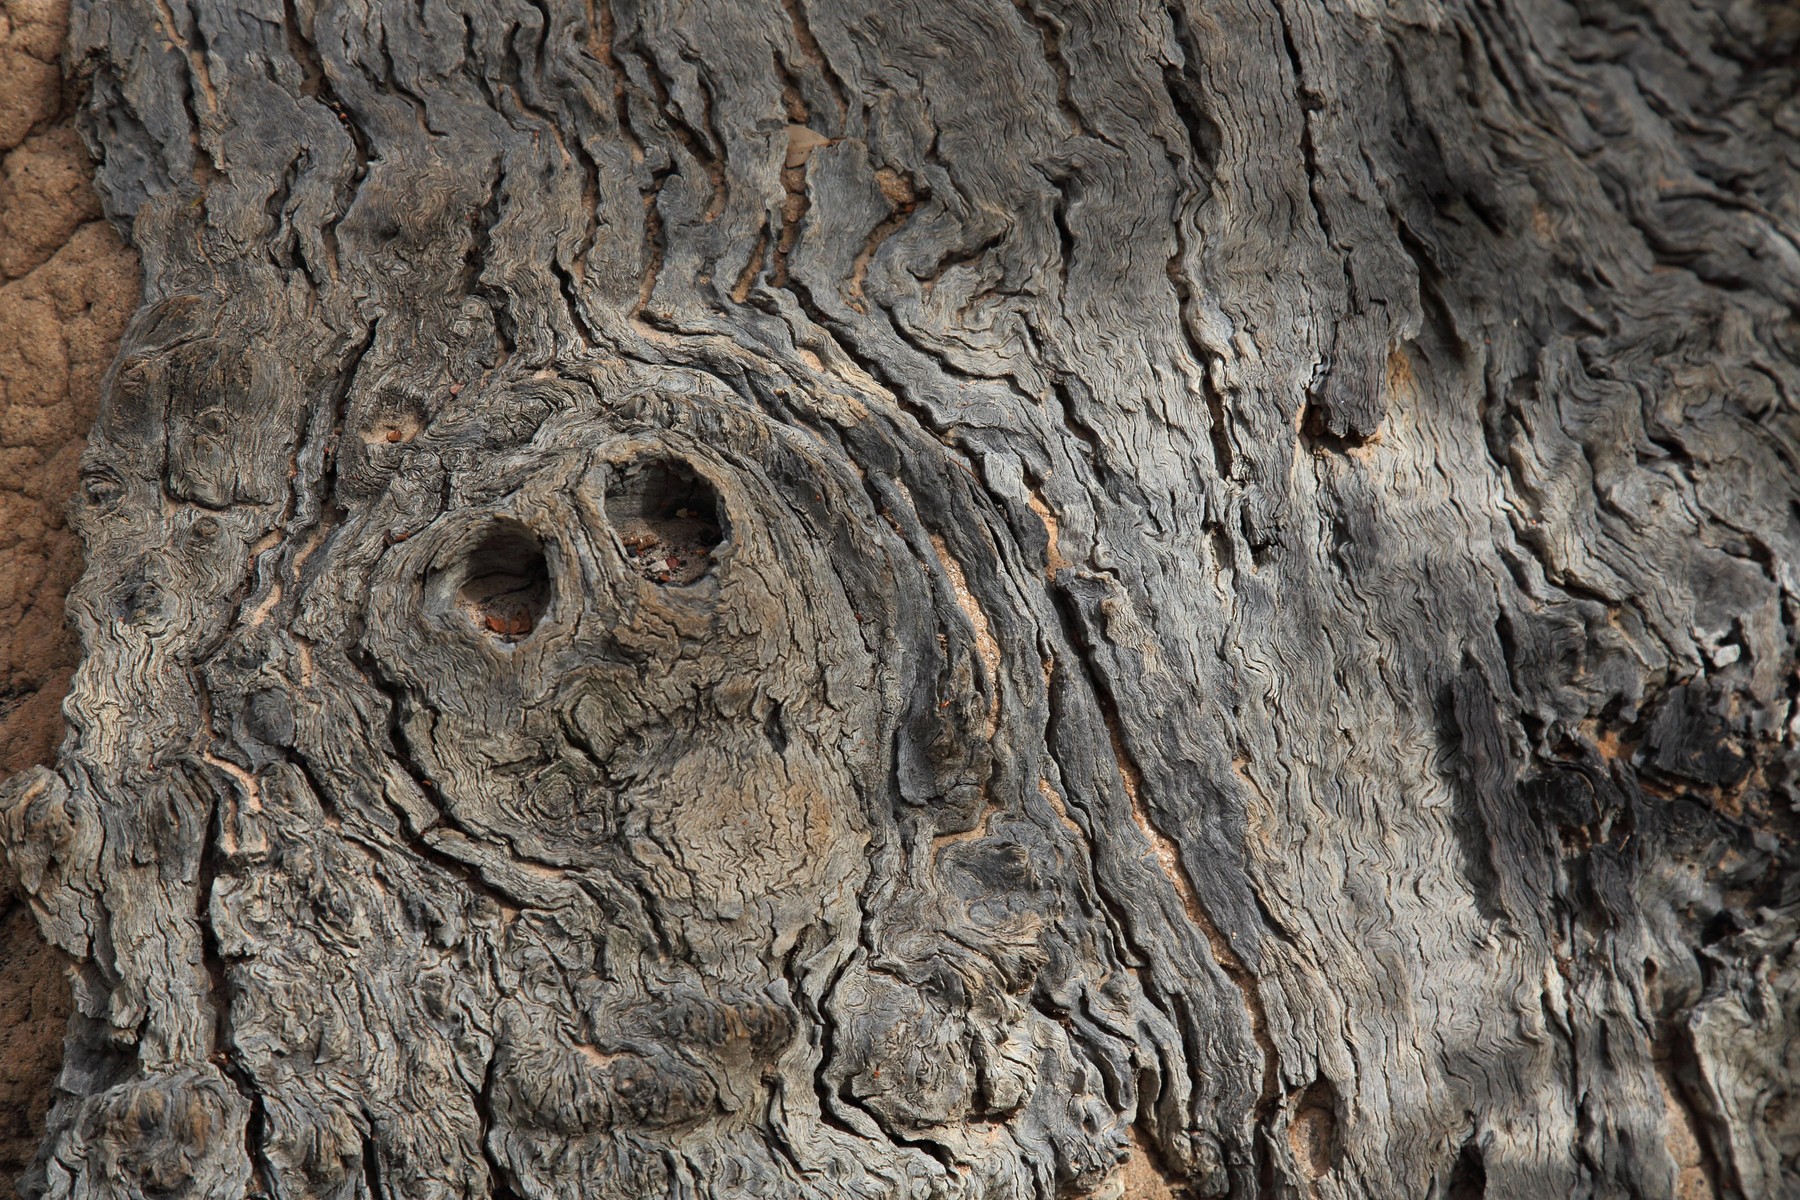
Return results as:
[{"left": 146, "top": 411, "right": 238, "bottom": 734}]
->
[
  {"left": 2, "top": 0, "right": 1798, "bottom": 1197},
  {"left": 0, "top": 0, "right": 140, "bottom": 1191}
]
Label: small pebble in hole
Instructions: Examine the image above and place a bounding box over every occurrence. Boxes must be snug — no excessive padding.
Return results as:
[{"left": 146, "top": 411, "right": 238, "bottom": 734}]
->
[
  {"left": 457, "top": 523, "right": 549, "bottom": 642},
  {"left": 606, "top": 457, "right": 724, "bottom": 586}
]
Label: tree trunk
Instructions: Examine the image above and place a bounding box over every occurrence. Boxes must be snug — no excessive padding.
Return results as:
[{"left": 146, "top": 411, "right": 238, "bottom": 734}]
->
[{"left": 3, "top": 0, "right": 1798, "bottom": 1196}]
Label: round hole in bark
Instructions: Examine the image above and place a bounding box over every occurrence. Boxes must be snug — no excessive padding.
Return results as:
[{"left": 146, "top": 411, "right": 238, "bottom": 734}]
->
[
  {"left": 81, "top": 467, "right": 125, "bottom": 510},
  {"left": 362, "top": 392, "right": 428, "bottom": 446},
  {"left": 456, "top": 522, "right": 549, "bottom": 642},
  {"left": 606, "top": 456, "right": 724, "bottom": 586},
  {"left": 114, "top": 577, "right": 165, "bottom": 625}
]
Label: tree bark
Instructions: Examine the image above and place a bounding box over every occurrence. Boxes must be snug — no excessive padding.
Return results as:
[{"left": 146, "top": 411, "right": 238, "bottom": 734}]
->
[{"left": 3, "top": 0, "right": 1798, "bottom": 1196}]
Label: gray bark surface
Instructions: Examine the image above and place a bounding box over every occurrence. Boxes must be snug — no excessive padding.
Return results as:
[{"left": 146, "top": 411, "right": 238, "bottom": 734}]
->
[{"left": 2, "top": 0, "right": 1798, "bottom": 1196}]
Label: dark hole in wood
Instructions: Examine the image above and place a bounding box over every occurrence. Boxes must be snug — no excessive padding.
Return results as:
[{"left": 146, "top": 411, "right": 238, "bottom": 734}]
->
[
  {"left": 1446, "top": 1136, "right": 1487, "bottom": 1200},
  {"left": 114, "top": 578, "right": 164, "bottom": 625},
  {"left": 606, "top": 456, "right": 724, "bottom": 586},
  {"left": 764, "top": 700, "right": 788, "bottom": 754},
  {"left": 457, "top": 522, "right": 549, "bottom": 642}
]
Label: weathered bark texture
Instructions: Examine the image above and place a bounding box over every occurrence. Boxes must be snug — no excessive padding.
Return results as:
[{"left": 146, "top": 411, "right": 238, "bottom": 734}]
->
[
  {"left": 3, "top": 0, "right": 1799, "bottom": 1196},
  {"left": 0, "top": 0, "right": 139, "bottom": 1190}
]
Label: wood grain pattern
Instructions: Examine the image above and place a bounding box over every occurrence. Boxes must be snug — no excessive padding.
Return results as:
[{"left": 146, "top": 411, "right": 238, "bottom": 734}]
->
[{"left": 2, "top": 0, "right": 1797, "bottom": 1196}]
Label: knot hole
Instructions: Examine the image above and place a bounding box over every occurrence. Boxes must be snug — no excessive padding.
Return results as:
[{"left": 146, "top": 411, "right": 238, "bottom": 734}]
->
[
  {"left": 606, "top": 457, "right": 724, "bottom": 586},
  {"left": 457, "top": 522, "right": 549, "bottom": 642}
]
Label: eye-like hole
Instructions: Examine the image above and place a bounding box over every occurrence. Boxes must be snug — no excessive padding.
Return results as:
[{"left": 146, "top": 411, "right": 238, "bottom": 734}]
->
[
  {"left": 113, "top": 576, "right": 165, "bottom": 625},
  {"left": 605, "top": 456, "right": 724, "bottom": 586},
  {"left": 81, "top": 467, "right": 125, "bottom": 509},
  {"left": 456, "top": 522, "right": 549, "bottom": 642},
  {"left": 362, "top": 391, "right": 428, "bottom": 446}
]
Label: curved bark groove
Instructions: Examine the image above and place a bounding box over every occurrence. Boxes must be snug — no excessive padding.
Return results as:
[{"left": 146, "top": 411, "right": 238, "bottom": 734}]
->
[{"left": 1, "top": 0, "right": 1798, "bottom": 1197}]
